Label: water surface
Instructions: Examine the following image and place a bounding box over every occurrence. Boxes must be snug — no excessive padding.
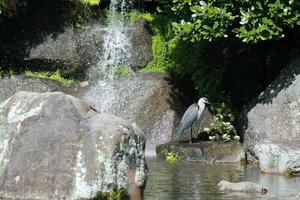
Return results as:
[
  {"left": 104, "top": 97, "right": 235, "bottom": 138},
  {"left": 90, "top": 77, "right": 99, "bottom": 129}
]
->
[{"left": 145, "top": 158, "right": 300, "bottom": 200}]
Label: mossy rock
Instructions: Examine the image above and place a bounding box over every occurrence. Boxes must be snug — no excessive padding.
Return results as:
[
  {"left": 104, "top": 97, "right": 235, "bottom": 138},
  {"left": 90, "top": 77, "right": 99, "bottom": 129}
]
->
[{"left": 156, "top": 141, "right": 245, "bottom": 163}]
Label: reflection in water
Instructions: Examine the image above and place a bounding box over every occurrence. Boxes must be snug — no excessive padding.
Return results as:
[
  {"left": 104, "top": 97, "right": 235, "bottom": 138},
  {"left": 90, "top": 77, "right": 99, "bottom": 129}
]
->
[{"left": 145, "top": 158, "right": 300, "bottom": 200}]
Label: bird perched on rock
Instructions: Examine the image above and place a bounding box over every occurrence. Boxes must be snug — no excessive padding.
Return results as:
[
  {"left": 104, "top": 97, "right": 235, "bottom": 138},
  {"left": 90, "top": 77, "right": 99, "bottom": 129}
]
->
[{"left": 175, "top": 97, "right": 210, "bottom": 144}]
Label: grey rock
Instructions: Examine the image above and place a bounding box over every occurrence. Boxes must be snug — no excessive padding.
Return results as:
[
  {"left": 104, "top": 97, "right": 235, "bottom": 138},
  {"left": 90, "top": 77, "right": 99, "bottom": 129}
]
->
[
  {"left": 0, "top": 76, "right": 69, "bottom": 102},
  {"left": 83, "top": 72, "right": 179, "bottom": 156},
  {"left": 0, "top": 91, "right": 147, "bottom": 199},
  {"left": 217, "top": 180, "right": 267, "bottom": 193},
  {"left": 156, "top": 141, "right": 245, "bottom": 163},
  {"left": 130, "top": 19, "right": 153, "bottom": 68},
  {"left": 240, "top": 57, "right": 300, "bottom": 174},
  {"left": 28, "top": 28, "right": 80, "bottom": 66},
  {"left": 27, "top": 24, "right": 105, "bottom": 75}
]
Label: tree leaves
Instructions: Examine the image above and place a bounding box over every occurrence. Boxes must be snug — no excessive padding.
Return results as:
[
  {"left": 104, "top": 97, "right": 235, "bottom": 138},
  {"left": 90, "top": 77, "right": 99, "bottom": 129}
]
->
[{"left": 171, "top": 0, "right": 300, "bottom": 43}]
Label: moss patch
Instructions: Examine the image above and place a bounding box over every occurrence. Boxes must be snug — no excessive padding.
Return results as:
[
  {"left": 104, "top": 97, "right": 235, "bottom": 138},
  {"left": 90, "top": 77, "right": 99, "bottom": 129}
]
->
[{"left": 24, "top": 70, "right": 73, "bottom": 86}]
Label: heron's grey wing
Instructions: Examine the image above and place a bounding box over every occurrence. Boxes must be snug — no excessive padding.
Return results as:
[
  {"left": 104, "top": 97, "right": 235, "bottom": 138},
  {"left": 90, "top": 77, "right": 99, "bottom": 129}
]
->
[{"left": 177, "top": 103, "right": 199, "bottom": 135}]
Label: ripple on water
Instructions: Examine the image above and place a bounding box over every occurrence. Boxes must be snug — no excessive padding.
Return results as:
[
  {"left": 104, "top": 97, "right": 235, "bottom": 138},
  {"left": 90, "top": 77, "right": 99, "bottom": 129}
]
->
[{"left": 144, "top": 158, "right": 300, "bottom": 200}]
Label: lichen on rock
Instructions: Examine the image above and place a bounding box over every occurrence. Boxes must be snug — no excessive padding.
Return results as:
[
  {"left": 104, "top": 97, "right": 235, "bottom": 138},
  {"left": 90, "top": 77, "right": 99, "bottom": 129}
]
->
[{"left": 0, "top": 91, "right": 148, "bottom": 200}]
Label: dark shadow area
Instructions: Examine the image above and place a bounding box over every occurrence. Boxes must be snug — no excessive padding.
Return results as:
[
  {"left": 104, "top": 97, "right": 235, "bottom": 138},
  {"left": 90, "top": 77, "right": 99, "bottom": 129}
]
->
[
  {"left": 0, "top": 0, "right": 100, "bottom": 78},
  {"left": 179, "top": 132, "right": 210, "bottom": 144},
  {"left": 165, "top": 75, "right": 197, "bottom": 113},
  {"left": 169, "top": 35, "right": 300, "bottom": 109},
  {"left": 0, "top": 0, "right": 67, "bottom": 70},
  {"left": 222, "top": 30, "right": 300, "bottom": 108}
]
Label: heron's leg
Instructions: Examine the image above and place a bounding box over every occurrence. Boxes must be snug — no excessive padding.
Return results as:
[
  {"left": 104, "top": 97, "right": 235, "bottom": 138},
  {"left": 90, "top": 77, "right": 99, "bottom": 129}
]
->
[{"left": 189, "top": 124, "right": 193, "bottom": 144}]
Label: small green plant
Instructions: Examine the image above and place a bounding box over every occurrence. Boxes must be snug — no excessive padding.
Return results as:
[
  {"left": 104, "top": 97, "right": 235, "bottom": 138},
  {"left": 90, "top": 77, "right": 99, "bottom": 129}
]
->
[
  {"left": 284, "top": 167, "right": 297, "bottom": 177},
  {"left": 91, "top": 189, "right": 129, "bottom": 200},
  {"left": 114, "top": 65, "right": 133, "bottom": 76},
  {"left": 163, "top": 147, "right": 180, "bottom": 163},
  {"left": 24, "top": 70, "right": 74, "bottom": 86},
  {"left": 0, "top": 70, "right": 14, "bottom": 78},
  {"left": 204, "top": 102, "right": 239, "bottom": 142}
]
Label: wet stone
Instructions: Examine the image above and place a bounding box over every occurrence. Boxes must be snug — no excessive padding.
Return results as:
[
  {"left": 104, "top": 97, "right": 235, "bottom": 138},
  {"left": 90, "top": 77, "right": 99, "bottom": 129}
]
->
[{"left": 156, "top": 141, "right": 245, "bottom": 163}]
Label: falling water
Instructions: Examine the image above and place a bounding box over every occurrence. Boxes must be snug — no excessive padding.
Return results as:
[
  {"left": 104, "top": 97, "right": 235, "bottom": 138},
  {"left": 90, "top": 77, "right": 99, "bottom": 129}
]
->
[{"left": 97, "top": 0, "right": 133, "bottom": 78}]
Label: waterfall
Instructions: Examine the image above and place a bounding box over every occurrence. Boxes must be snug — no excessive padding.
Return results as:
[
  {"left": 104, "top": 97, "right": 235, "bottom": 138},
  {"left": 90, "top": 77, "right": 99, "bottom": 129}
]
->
[
  {"left": 85, "top": 0, "right": 135, "bottom": 112},
  {"left": 97, "top": 0, "right": 133, "bottom": 78}
]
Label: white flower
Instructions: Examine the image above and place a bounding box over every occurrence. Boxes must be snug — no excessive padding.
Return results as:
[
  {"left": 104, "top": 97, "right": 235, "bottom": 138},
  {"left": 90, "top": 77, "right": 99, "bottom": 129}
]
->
[
  {"left": 204, "top": 127, "right": 210, "bottom": 132},
  {"left": 209, "top": 135, "right": 218, "bottom": 141},
  {"left": 222, "top": 134, "right": 230, "bottom": 141},
  {"left": 234, "top": 135, "right": 240, "bottom": 140},
  {"left": 192, "top": 14, "right": 197, "bottom": 18},
  {"left": 200, "top": 1, "right": 206, "bottom": 6}
]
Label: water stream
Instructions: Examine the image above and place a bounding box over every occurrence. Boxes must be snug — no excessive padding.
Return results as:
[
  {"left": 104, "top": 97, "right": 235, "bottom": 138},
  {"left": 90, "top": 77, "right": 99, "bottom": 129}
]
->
[{"left": 96, "top": 0, "right": 133, "bottom": 78}]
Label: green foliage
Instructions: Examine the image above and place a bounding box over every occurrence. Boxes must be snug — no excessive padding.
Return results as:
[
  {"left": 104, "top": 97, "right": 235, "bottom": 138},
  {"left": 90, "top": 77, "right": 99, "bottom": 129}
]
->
[
  {"left": 24, "top": 70, "right": 73, "bottom": 86},
  {"left": 91, "top": 189, "right": 129, "bottom": 200},
  {"left": 131, "top": 11, "right": 226, "bottom": 100},
  {"left": 204, "top": 102, "right": 240, "bottom": 141},
  {"left": 171, "top": 0, "right": 300, "bottom": 43},
  {"left": 163, "top": 147, "right": 180, "bottom": 163},
  {"left": 128, "top": 10, "right": 154, "bottom": 25},
  {"left": 142, "top": 35, "right": 174, "bottom": 73}
]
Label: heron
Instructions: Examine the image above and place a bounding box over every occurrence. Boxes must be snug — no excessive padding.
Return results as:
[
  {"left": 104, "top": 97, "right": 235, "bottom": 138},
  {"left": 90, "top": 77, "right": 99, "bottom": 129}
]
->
[{"left": 175, "top": 97, "right": 210, "bottom": 144}]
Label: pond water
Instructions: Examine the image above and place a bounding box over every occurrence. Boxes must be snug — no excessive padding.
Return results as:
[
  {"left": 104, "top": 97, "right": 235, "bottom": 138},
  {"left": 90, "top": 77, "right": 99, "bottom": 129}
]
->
[{"left": 144, "top": 158, "right": 300, "bottom": 200}]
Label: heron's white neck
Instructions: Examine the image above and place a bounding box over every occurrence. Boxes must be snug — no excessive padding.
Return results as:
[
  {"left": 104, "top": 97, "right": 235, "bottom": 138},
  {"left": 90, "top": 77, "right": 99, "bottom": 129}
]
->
[{"left": 197, "top": 102, "right": 205, "bottom": 119}]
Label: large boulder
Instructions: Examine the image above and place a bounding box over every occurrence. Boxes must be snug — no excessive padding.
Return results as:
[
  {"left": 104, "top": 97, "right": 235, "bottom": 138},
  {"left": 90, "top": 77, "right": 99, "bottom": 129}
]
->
[
  {"left": 27, "top": 21, "right": 153, "bottom": 75},
  {"left": 0, "top": 91, "right": 147, "bottom": 199},
  {"left": 83, "top": 72, "right": 181, "bottom": 156},
  {"left": 27, "top": 24, "right": 104, "bottom": 75},
  {"left": 240, "top": 57, "right": 300, "bottom": 174}
]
